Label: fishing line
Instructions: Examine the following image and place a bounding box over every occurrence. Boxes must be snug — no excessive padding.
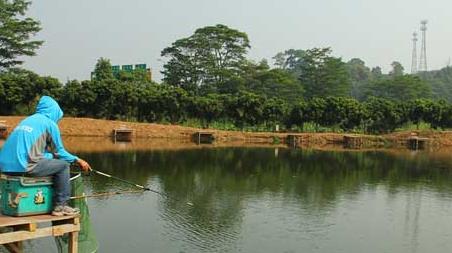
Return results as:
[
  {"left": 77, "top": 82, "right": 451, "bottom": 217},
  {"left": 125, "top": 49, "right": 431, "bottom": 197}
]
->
[{"left": 85, "top": 168, "right": 194, "bottom": 206}]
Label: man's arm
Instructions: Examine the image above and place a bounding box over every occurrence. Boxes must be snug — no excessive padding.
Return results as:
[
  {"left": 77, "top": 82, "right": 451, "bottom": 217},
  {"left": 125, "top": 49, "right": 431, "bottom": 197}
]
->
[{"left": 48, "top": 122, "right": 91, "bottom": 171}]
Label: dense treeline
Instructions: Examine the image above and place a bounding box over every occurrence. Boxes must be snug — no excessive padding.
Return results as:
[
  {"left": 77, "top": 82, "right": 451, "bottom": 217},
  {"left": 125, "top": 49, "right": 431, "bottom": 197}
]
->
[
  {"left": 2, "top": 66, "right": 452, "bottom": 134},
  {"left": 2, "top": 1, "right": 452, "bottom": 134}
]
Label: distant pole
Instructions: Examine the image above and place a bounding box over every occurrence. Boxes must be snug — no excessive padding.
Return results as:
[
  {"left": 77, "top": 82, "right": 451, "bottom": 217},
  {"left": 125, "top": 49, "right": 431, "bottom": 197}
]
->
[
  {"left": 411, "top": 32, "right": 418, "bottom": 74},
  {"left": 419, "top": 20, "right": 428, "bottom": 72}
]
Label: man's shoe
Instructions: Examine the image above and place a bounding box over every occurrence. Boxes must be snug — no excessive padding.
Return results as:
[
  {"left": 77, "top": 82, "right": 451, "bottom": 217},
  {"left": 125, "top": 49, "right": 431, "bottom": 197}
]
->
[{"left": 52, "top": 205, "right": 80, "bottom": 216}]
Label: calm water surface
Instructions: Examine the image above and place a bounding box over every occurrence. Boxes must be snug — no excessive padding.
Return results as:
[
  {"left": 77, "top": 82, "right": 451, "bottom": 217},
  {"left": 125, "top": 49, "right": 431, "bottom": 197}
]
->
[{"left": 13, "top": 146, "right": 452, "bottom": 252}]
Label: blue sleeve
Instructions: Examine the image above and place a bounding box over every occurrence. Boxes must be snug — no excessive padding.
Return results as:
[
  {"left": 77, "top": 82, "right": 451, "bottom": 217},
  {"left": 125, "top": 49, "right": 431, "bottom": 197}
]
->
[{"left": 48, "top": 122, "right": 78, "bottom": 162}]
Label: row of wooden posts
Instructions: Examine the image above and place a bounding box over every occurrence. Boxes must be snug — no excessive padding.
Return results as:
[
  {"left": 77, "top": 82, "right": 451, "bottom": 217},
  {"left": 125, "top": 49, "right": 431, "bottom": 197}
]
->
[
  {"left": 1, "top": 122, "right": 430, "bottom": 150},
  {"left": 113, "top": 127, "right": 430, "bottom": 150}
]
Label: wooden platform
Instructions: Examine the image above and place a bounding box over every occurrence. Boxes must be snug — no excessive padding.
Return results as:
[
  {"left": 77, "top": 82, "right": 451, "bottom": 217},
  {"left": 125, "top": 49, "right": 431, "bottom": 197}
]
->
[
  {"left": 193, "top": 132, "right": 215, "bottom": 144},
  {"left": 407, "top": 136, "right": 430, "bottom": 150},
  {"left": 113, "top": 128, "right": 133, "bottom": 142},
  {"left": 287, "top": 134, "right": 303, "bottom": 148},
  {"left": 343, "top": 135, "right": 364, "bottom": 149},
  {"left": 0, "top": 214, "right": 80, "bottom": 253}
]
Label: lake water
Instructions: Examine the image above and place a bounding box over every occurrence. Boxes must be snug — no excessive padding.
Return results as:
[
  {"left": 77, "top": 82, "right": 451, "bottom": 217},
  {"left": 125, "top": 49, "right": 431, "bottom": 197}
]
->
[{"left": 8, "top": 144, "right": 452, "bottom": 253}]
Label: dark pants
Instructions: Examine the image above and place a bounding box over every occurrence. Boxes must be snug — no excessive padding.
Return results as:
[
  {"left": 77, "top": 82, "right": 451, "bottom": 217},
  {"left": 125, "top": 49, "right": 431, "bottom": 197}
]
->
[{"left": 27, "top": 159, "right": 71, "bottom": 206}]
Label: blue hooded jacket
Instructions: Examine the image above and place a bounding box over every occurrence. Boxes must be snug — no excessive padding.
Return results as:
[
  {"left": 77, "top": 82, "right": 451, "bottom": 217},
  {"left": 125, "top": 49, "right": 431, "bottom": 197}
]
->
[{"left": 0, "top": 96, "right": 78, "bottom": 173}]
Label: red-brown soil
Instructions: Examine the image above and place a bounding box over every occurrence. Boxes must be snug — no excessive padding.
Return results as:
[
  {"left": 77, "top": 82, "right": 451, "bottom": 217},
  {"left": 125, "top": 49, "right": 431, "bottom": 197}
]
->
[{"left": 1, "top": 116, "right": 452, "bottom": 150}]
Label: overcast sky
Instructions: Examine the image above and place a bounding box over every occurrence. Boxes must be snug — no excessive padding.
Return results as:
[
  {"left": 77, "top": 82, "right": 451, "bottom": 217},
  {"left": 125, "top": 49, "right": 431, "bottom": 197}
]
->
[{"left": 23, "top": 0, "right": 451, "bottom": 82}]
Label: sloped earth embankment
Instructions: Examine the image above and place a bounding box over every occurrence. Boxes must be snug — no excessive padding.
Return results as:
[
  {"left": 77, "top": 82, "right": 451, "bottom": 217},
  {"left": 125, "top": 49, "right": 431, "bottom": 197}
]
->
[{"left": 1, "top": 116, "right": 451, "bottom": 149}]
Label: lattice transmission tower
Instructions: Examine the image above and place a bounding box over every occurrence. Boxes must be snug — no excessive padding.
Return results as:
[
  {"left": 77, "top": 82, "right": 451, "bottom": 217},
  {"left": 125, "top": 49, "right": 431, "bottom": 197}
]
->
[
  {"left": 418, "top": 20, "right": 428, "bottom": 72},
  {"left": 411, "top": 32, "right": 418, "bottom": 74}
]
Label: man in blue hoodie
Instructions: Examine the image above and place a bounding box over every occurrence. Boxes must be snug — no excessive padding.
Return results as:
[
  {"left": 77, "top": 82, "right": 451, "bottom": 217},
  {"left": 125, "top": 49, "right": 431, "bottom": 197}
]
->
[{"left": 0, "top": 96, "right": 91, "bottom": 216}]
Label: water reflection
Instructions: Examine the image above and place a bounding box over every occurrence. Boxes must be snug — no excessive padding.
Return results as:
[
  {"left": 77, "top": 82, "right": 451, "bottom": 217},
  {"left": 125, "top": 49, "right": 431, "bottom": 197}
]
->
[{"left": 78, "top": 147, "right": 452, "bottom": 253}]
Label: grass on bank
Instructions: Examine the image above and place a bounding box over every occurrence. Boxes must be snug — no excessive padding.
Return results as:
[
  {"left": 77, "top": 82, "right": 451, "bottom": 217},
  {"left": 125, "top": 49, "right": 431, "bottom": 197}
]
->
[{"left": 179, "top": 119, "right": 441, "bottom": 134}]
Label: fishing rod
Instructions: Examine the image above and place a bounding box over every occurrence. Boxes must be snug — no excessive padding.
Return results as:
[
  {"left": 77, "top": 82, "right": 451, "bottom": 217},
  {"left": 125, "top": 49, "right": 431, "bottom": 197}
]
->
[
  {"left": 89, "top": 168, "right": 166, "bottom": 197},
  {"left": 70, "top": 190, "right": 144, "bottom": 200},
  {"left": 77, "top": 167, "right": 194, "bottom": 206}
]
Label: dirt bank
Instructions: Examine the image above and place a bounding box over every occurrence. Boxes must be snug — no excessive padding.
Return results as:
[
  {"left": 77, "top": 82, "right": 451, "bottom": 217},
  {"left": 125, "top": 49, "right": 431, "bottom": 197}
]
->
[{"left": 1, "top": 116, "right": 451, "bottom": 148}]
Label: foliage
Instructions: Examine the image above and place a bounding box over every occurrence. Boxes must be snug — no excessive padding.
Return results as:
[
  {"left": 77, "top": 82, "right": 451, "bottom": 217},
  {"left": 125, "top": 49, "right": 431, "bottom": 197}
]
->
[
  {"left": 0, "top": 69, "right": 61, "bottom": 114},
  {"left": 161, "top": 24, "right": 250, "bottom": 93},
  {"left": 363, "top": 75, "right": 431, "bottom": 101},
  {"left": 321, "top": 97, "right": 365, "bottom": 131},
  {"left": 286, "top": 100, "right": 308, "bottom": 129},
  {"left": 420, "top": 66, "right": 452, "bottom": 102},
  {"left": 299, "top": 48, "right": 351, "bottom": 98},
  {"left": 227, "top": 91, "right": 265, "bottom": 128},
  {"left": 364, "top": 97, "right": 404, "bottom": 133},
  {"left": 188, "top": 94, "right": 225, "bottom": 128},
  {"left": 223, "top": 60, "right": 304, "bottom": 103},
  {"left": 346, "top": 58, "right": 372, "bottom": 100},
  {"left": 0, "top": 0, "right": 43, "bottom": 70},
  {"left": 92, "top": 58, "right": 114, "bottom": 81},
  {"left": 389, "top": 61, "right": 404, "bottom": 77},
  {"left": 272, "top": 49, "right": 306, "bottom": 77},
  {"left": 262, "top": 98, "right": 288, "bottom": 126},
  {"left": 5, "top": 21, "right": 452, "bottom": 135}
]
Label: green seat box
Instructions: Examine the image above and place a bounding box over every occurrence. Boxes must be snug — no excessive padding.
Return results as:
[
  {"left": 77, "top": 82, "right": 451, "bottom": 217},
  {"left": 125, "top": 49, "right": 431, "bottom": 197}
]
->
[{"left": 0, "top": 175, "right": 54, "bottom": 216}]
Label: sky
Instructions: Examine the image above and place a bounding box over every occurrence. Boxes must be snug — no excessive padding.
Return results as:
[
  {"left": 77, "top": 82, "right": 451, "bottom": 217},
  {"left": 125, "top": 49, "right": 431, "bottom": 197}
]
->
[{"left": 22, "top": 0, "right": 452, "bottom": 82}]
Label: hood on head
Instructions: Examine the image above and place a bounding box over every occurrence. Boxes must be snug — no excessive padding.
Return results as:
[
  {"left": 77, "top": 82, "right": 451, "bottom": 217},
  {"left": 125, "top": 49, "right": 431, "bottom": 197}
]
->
[{"left": 36, "top": 96, "right": 64, "bottom": 123}]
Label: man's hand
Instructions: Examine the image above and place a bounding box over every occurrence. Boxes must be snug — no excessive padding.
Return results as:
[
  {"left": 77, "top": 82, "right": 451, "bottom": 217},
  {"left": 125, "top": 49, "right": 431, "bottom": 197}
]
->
[{"left": 77, "top": 158, "right": 92, "bottom": 172}]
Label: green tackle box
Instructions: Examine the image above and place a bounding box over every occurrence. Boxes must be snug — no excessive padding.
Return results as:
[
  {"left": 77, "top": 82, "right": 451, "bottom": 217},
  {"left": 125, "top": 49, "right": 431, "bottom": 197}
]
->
[{"left": 0, "top": 175, "right": 54, "bottom": 216}]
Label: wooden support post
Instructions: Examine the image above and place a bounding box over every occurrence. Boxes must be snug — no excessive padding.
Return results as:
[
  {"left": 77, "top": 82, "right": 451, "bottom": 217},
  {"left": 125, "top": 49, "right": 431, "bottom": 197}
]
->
[
  {"left": 407, "top": 137, "right": 429, "bottom": 150},
  {"left": 4, "top": 241, "right": 22, "bottom": 253},
  {"left": 287, "top": 135, "right": 301, "bottom": 148},
  {"left": 68, "top": 231, "right": 79, "bottom": 253}
]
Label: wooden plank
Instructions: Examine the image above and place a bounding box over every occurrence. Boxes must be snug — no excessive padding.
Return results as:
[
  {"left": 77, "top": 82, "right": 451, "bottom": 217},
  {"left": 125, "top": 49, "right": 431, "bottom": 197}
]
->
[
  {"left": 0, "top": 217, "right": 29, "bottom": 228},
  {"left": 68, "top": 231, "right": 79, "bottom": 253},
  {"left": 114, "top": 129, "right": 133, "bottom": 133},
  {"left": 16, "top": 223, "right": 37, "bottom": 232},
  {"left": 0, "top": 214, "right": 78, "bottom": 228},
  {"left": 0, "top": 223, "right": 80, "bottom": 244},
  {"left": 29, "top": 214, "right": 78, "bottom": 223}
]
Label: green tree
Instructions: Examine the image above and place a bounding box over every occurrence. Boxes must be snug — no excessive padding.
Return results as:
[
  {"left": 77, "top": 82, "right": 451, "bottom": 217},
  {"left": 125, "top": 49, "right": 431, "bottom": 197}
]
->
[
  {"left": 286, "top": 100, "right": 308, "bottom": 130},
  {"left": 346, "top": 58, "right": 372, "bottom": 100},
  {"left": 321, "top": 97, "right": 366, "bottom": 131},
  {"left": 189, "top": 94, "right": 225, "bottom": 128},
  {"left": 389, "top": 61, "right": 404, "bottom": 77},
  {"left": 227, "top": 91, "right": 265, "bottom": 128},
  {"left": 437, "top": 103, "right": 452, "bottom": 129},
  {"left": 371, "top": 66, "right": 383, "bottom": 80},
  {"left": 419, "top": 66, "right": 452, "bottom": 102},
  {"left": 364, "top": 97, "right": 405, "bottom": 133},
  {"left": 364, "top": 75, "right": 431, "bottom": 101},
  {"left": 60, "top": 80, "right": 84, "bottom": 116},
  {"left": 92, "top": 58, "right": 114, "bottom": 81},
  {"left": 0, "top": 0, "right": 43, "bottom": 70},
  {"left": 161, "top": 24, "right": 250, "bottom": 93},
  {"left": 272, "top": 49, "right": 306, "bottom": 77},
  {"left": 139, "top": 84, "right": 189, "bottom": 123},
  {"left": 406, "top": 99, "right": 446, "bottom": 129},
  {"left": 0, "top": 69, "right": 61, "bottom": 115},
  {"left": 226, "top": 60, "right": 304, "bottom": 103},
  {"left": 305, "top": 97, "right": 327, "bottom": 130},
  {"left": 115, "top": 68, "right": 152, "bottom": 82},
  {"left": 299, "top": 48, "right": 351, "bottom": 98},
  {"left": 262, "top": 98, "right": 288, "bottom": 128}
]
